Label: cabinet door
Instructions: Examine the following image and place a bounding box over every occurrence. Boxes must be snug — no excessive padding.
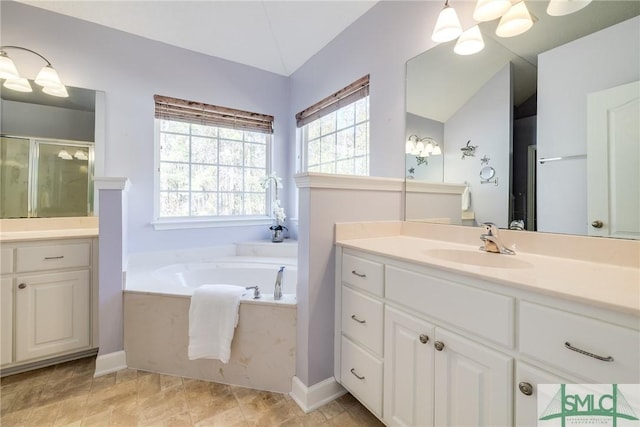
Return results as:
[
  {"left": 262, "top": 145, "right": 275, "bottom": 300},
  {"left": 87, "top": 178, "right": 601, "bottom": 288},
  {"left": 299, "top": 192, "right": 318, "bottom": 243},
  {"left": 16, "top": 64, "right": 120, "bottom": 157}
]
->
[
  {"left": 434, "top": 329, "right": 513, "bottom": 427},
  {"left": 384, "top": 306, "right": 435, "bottom": 427},
  {"left": 515, "top": 362, "right": 573, "bottom": 427},
  {"left": 1, "top": 277, "right": 13, "bottom": 365},
  {"left": 15, "top": 270, "right": 90, "bottom": 362}
]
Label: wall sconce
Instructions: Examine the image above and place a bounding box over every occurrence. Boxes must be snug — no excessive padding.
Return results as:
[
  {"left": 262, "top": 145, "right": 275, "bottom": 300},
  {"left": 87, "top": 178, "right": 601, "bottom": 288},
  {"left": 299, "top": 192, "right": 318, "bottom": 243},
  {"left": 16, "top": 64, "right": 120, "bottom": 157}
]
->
[
  {"left": 0, "top": 46, "right": 69, "bottom": 97},
  {"left": 406, "top": 135, "right": 442, "bottom": 158}
]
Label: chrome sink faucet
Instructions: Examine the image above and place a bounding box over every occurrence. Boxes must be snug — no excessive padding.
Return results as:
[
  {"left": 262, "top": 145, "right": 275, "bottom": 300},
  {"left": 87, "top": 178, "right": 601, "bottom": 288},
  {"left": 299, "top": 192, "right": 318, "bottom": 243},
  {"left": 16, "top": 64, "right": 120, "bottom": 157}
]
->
[{"left": 480, "top": 222, "right": 516, "bottom": 255}]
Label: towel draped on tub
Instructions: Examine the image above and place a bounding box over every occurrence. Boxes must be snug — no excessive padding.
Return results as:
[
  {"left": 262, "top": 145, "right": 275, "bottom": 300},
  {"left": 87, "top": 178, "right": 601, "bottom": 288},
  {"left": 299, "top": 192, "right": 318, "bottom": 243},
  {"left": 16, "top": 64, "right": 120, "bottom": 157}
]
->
[{"left": 188, "top": 284, "right": 247, "bottom": 363}]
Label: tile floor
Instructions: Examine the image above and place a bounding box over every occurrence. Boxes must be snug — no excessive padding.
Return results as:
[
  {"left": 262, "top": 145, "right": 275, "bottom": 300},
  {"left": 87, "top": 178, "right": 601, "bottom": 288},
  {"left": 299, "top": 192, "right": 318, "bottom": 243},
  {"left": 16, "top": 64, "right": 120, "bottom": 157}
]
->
[{"left": 0, "top": 357, "right": 384, "bottom": 426}]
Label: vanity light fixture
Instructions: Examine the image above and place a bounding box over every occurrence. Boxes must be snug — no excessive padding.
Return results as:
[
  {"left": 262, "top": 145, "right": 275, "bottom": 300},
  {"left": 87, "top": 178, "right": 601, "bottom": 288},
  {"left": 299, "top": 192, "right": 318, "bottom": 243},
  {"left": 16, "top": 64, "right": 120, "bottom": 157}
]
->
[
  {"left": 73, "top": 150, "right": 88, "bottom": 161},
  {"left": 496, "top": 1, "right": 534, "bottom": 38},
  {"left": 57, "top": 150, "right": 73, "bottom": 160},
  {"left": 0, "top": 46, "right": 68, "bottom": 97},
  {"left": 431, "top": 0, "right": 463, "bottom": 43},
  {"left": 473, "top": 0, "right": 512, "bottom": 22},
  {"left": 406, "top": 135, "right": 442, "bottom": 157},
  {"left": 547, "top": 0, "right": 592, "bottom": 16},
  {"left": 454, "top": 25, "right": 485, "bottom": 55}
]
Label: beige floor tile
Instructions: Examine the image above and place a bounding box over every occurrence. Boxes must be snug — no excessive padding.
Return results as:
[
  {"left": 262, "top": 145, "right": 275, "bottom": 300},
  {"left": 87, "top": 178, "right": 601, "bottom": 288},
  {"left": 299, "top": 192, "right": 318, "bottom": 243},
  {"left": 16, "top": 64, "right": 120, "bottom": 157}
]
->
[
  {"left": 115, "top": 368, "right": 138, "bottom": 384},
  {"left": 245, "top": 399, "right": 296, "bottom": 427},
  {"left": 194, "top": 406, "right": 248, "bottom": 427},
  {"left": 80, "top": 408, "right": 110, "bottom": 426},
  {"left": 137, "top": 372, "right": 161, "bottom": 399},
  {"left": 298, "top": 410, "right": 328, "bottom": 427},
  {"left": 54, "top": 395, "right": 90, "bottom": 426},
  {"left": 27, "top": 400, "right": 61, "bottom": 427},
  {"left": 160, "top": 373, "right": 183, "bottom": 391},
  {"left": 188, "top": 389, "right": 239, "bottom": 424},
  {"left": 138, "top": 383, "right": 188, "bottom": 426},
  {"left": 317, "top": 400, "right": 344, "bottom": 420},
  {"left": 89, "top": 372, "right": 116, "bottom": 393}
]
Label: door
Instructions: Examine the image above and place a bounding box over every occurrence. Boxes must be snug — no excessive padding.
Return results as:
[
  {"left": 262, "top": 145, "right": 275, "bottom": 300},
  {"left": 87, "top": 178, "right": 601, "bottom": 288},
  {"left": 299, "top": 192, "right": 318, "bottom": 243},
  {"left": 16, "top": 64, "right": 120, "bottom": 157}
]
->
[
  {"left": 384, "top": 306, "right": 435, "bottom": 427},
  {"left": 1, "top": 277, "right": 13, "bottom": 365},
  {"left": 15, "top": 270, "right": 90, "bottom": 361},
  {"left": 587, "top": 80, "right": 640, "bottom": 239},
  {"left": 515, "top": 362, "right": 574, "bottom": 427},
  {"left": 433, "top": 328, "right": 513, "bottom": 427}
]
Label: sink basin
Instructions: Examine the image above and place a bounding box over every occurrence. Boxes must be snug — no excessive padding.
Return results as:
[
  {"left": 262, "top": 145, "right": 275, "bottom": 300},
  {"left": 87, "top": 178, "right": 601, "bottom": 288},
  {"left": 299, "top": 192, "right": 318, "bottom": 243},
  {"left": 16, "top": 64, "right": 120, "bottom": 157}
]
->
[{"left": 424, "top": 248, "right": 533, "bottom": 269}]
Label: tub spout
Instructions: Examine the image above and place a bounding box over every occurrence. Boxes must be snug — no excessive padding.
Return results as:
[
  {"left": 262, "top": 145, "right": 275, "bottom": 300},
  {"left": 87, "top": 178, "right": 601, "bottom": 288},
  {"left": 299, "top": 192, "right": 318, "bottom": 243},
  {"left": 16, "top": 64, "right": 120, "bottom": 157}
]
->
[{"left": 274, "top": 266, "right": 285, "bottom": 300}]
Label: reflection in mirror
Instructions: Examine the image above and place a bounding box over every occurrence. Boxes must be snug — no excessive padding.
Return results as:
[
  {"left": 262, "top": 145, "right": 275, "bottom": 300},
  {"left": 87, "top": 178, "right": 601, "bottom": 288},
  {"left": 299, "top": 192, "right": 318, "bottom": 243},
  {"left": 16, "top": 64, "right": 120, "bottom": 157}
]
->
[
  {"left": 406, "top": 1, "right": 640, "bottom": 238},
  {"left": 1, "top": 81, "right": 98, "bottom": 218},
  {"left": 480, "top": 166, "right": 495, "bottom": 181}
]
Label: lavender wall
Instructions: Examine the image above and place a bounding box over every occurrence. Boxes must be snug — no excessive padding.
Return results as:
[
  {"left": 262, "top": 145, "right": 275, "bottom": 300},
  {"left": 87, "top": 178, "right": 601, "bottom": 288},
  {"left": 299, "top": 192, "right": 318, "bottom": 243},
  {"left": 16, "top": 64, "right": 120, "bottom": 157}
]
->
[{"left": 1, "top": 1, "right": 291, "bottom": 253}]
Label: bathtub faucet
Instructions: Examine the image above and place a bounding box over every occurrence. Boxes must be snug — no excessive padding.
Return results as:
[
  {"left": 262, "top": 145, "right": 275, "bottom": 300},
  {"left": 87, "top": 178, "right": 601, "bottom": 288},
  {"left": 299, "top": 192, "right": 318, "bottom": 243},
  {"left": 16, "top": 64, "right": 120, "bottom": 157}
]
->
[
  {"left": 274, "top": 266, "right": 285, "bottom": 300},
  {"left": 245, "top": 286, "right": 261, "bottom": 299}
]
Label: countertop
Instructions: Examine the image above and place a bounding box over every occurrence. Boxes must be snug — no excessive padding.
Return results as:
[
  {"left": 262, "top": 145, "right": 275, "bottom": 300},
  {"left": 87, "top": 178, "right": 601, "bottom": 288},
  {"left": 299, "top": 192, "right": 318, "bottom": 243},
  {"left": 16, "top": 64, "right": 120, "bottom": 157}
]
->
[
  {"left": 0, "top": 228, "right": 98, "bottom": 242},
  {"left": 0, "top": 217, "right": 99, "bottom": 242},
  {"left": 337, "top": 234, "right": 640, "bottom": 316}
]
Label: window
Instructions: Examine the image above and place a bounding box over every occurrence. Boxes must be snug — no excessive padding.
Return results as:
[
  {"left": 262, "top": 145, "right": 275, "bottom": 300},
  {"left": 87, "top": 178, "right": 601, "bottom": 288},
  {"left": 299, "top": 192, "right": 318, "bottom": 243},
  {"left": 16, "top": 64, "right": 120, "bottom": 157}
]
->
[
  {"left": 154, "top": 95, "right": 273, "bottom": 226},
  {"left": 297, "top": 75, "right": 370, "bottom": 176}
]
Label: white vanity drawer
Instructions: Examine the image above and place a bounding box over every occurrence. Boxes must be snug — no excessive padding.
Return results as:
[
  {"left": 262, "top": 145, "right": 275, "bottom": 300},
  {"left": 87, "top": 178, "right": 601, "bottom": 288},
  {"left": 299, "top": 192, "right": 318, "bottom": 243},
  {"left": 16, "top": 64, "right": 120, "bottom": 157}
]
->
[
  {"left": 16, "top": 243, "right": 91, "bottom": 272},
  {"left": 341, "top": 336, "right": 383, "bottom": 417},
  {"left": 519, "top": 301, "right": 640, "bottom": 383},
  {"left": 342, "top": 286, "right": 383, "bottom": 356},
  {"left": 386, "top": 266, "right": 515, "bottom": 348},
  {"left": 342, "top": 253, "right": 384, "bottom": 297},
  {"left": 1, "top": 248, "right": 14, "bottom": 275}
]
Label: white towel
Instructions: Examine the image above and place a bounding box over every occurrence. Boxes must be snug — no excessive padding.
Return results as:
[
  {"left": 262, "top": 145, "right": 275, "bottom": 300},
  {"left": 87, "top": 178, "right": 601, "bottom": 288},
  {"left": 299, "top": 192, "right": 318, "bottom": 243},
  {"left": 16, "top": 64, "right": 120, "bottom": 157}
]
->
[
  {"left": 461, "top": 185, "right": 471, "bottom": 211},
  {"left": 188, "top": 284, "right": 246, "bottom": 363}
]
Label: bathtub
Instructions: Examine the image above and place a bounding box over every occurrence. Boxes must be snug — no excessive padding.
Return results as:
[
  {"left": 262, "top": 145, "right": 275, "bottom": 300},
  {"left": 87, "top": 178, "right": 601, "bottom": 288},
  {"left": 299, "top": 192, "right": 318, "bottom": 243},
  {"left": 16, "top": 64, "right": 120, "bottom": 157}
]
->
[{"left": 123, "top": 242, "right": 297, "bottom": 393}]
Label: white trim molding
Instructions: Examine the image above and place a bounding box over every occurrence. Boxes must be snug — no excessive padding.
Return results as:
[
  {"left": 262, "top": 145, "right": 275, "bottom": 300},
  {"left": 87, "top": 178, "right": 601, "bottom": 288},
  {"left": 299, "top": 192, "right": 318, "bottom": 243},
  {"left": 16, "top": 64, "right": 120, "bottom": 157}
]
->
[
  {"left": 405, "top": 180, "right": 466, "bottom": 194},
  {"left": 94, "top": 177, "right": 131, "bottom": 192},
  {"left": 94, "top": 350, "right": 127, "bottom": 377},
  {"left": 290, "top": 375, "right": 346, "bottom": 413},
  {"left": 294, "top": 172, "right": 403, "bottom": 192}
]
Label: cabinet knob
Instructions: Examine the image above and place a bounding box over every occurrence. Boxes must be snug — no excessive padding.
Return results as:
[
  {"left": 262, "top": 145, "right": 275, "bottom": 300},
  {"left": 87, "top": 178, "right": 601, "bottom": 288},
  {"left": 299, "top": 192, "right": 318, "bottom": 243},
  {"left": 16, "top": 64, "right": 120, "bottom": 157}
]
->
[
  {"left": 591, "top": 220, "right": 604, "bottom": 229},
  {"left": 434, "top": 341, "right": 445, "bottom": 351},
  {"left": 419, "top": 334, "right": 429, "bottom": 344},
  {"left": 519, "top": 382, "right": 533, "bottom": 396},
  {"left": 18, "top": 283, "right": 27, "bottom": 290}
]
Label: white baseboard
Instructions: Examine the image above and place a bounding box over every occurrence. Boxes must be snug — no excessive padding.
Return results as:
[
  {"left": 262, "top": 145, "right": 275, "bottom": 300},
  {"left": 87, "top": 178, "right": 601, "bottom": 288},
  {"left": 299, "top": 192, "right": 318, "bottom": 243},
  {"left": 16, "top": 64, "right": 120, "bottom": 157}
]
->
[
  {"left": 94, "top": 350, "right": 127, "bottom": 377},
  {"left": 290, "top": 375, "right": 346, "bottom": 413}
]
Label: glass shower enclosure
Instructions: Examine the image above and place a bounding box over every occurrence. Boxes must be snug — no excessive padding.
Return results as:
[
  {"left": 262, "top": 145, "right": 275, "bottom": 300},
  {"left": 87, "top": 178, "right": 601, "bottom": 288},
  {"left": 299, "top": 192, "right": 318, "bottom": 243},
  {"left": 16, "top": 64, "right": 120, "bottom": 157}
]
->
[{"left": 0, "top": 136, "right": 94, "bottom": 218}]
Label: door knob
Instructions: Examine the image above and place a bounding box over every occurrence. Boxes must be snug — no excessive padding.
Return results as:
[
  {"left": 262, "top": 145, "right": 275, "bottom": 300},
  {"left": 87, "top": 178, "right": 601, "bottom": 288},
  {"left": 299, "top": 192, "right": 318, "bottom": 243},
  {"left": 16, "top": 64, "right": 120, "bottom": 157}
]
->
[
  {"left": 434, "top": 341, "right": 445, "bottom": 351},
  {"left": 591, "top": 220, "right": 604, "bottom": 228},
  {"left": 519, "top": 382, "right": 533, "bottom": 396}
]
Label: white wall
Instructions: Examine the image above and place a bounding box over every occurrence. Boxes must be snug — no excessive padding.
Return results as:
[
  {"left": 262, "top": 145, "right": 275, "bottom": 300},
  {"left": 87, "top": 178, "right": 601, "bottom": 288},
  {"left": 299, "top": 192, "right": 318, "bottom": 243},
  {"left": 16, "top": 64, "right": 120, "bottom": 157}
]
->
[
  {"left": 444, "top": 64, "right": 512, "bottom": 228},
  {"left": 537, "top": 16, "right": 640, "bottom": 235},
  {"left": 1, "top": 2, "right": 291, "bottom": 253}
]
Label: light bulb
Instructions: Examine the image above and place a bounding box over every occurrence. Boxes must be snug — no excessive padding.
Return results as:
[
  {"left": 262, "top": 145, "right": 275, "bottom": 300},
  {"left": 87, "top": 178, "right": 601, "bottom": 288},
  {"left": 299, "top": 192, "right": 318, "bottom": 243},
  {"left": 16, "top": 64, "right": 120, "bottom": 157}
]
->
[
  {"left": 432, "top": 3, "right": 463, "bottom": 43},
  {"left": 455, "top": 26, "right": 485, "bottom": 55},
  {"left": 473, "top": 0, "right": 512, "bottom": 22},
  {"left": 496, "top": 1, "right": 533, "bottom": 38}
]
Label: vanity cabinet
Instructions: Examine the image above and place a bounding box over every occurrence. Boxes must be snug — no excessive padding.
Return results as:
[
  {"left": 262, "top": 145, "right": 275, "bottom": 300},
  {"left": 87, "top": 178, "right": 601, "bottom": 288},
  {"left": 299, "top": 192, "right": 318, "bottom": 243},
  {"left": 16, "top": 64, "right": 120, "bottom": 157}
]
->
[
  {"left": 335, "top": 246, "right": 640, "bottom": 426},
  {"left": 0, "top": 238, "right": 97, "bottom": 372}
]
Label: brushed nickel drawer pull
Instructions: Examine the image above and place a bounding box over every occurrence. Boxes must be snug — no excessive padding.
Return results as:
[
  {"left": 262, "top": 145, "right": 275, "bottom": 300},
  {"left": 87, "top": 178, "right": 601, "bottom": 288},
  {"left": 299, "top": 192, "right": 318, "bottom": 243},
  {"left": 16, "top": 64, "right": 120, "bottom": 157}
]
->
[
  {"left": 44, "top": 256, "right": 64, "bottom": 260},
  {"left": 564, "top": 342, "right": 614, "bottom": 362},
  {"left": 350, "top": 368, "right": 365, "bottom": 380},
  {"left": 351, "top": 270, "right": 366, "bottom": 278},
  {"left": 351, "top": 315, "right": 366, "bottom": 324}
]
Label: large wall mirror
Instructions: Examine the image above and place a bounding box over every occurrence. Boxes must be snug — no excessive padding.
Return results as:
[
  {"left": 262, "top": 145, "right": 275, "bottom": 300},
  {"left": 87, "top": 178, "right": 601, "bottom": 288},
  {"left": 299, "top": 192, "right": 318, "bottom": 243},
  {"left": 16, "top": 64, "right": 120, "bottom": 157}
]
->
[
  {"left": 406, "top": 1, "right": 639, "bottom": 239},
  {"left": 1, "top": 82, "right": 105, "bottom": 218}
]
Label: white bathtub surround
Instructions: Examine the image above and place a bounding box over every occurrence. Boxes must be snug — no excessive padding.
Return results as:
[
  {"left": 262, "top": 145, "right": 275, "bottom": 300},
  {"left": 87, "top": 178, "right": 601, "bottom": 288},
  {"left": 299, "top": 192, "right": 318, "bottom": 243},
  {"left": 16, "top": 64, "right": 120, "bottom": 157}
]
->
[
  {"left": 124, "top": 242, "right": 297, "bottom": 392},
  {"left": 94, "top": 350, "right": 127, "bottom": 377},
  {"left": 188, "top": 285, "right": 246, "bottom": 363}
]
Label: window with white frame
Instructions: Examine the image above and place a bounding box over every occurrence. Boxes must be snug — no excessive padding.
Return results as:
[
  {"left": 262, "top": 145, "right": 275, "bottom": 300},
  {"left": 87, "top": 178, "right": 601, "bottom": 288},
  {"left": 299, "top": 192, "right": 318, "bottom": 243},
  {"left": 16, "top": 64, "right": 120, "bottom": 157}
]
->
[
  {"left": 154, "top": 95, "right": 273, "bottom": 222},
  {"left": 297, "top": 75, "right": 370, "bottom": 176}
]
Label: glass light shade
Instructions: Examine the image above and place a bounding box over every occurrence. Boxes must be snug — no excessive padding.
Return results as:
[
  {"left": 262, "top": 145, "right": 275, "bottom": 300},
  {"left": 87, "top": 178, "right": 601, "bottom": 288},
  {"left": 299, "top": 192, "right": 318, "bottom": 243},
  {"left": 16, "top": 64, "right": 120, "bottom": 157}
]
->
[
  {"left": 73, "top": 150, "right": 88, "bottom": 161},
  {"left": 496, "top": 1, "right": 533, "bottom": 37},
  {"left": 57, "top": 150, "right": 73, "bottom": 160},
  {"left": 547, "top": 0, "right": 591, "bottom": 16},
  {"left": 473, "top": 0, "right": 512, "bottom": 21},
  {"left": 432, "top": 145, "right": 442, "bottom": 155},
  {"left": 431, "top": 5, "right": 463, "bottom": 43},
  {"left": 405, "top": 141, "right": 415, "bottom": 154},
  {"left": 454, "top": 26, "right": 485, "bottom": 55},
  {"left": 424, "top": 141, "right": 434, "bottom": 154},
  {"left": 35, "top": 65, "right": 63, "bottom": 88},
  {"left": 42, "top": 84, "right": 69, "bottom": 98},
  {"left": 0, "top": 54, "right": 20, "bottom": 80},
  {"left": 415, "top": 141, "right": 425, "bottom": 154},
  {"left": 3, "top": 78, "right": 32, "bottom": 93}
]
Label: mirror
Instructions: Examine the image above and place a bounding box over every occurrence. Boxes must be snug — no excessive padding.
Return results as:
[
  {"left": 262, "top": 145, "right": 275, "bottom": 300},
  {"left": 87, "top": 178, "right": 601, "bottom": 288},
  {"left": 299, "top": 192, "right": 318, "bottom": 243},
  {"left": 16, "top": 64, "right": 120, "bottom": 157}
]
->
[
  {"left": 406, "top": 1, "right": 640, "bottom": 238},
  {"left": 0, "top": 81, "right": 104, "bottom": 218}
]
